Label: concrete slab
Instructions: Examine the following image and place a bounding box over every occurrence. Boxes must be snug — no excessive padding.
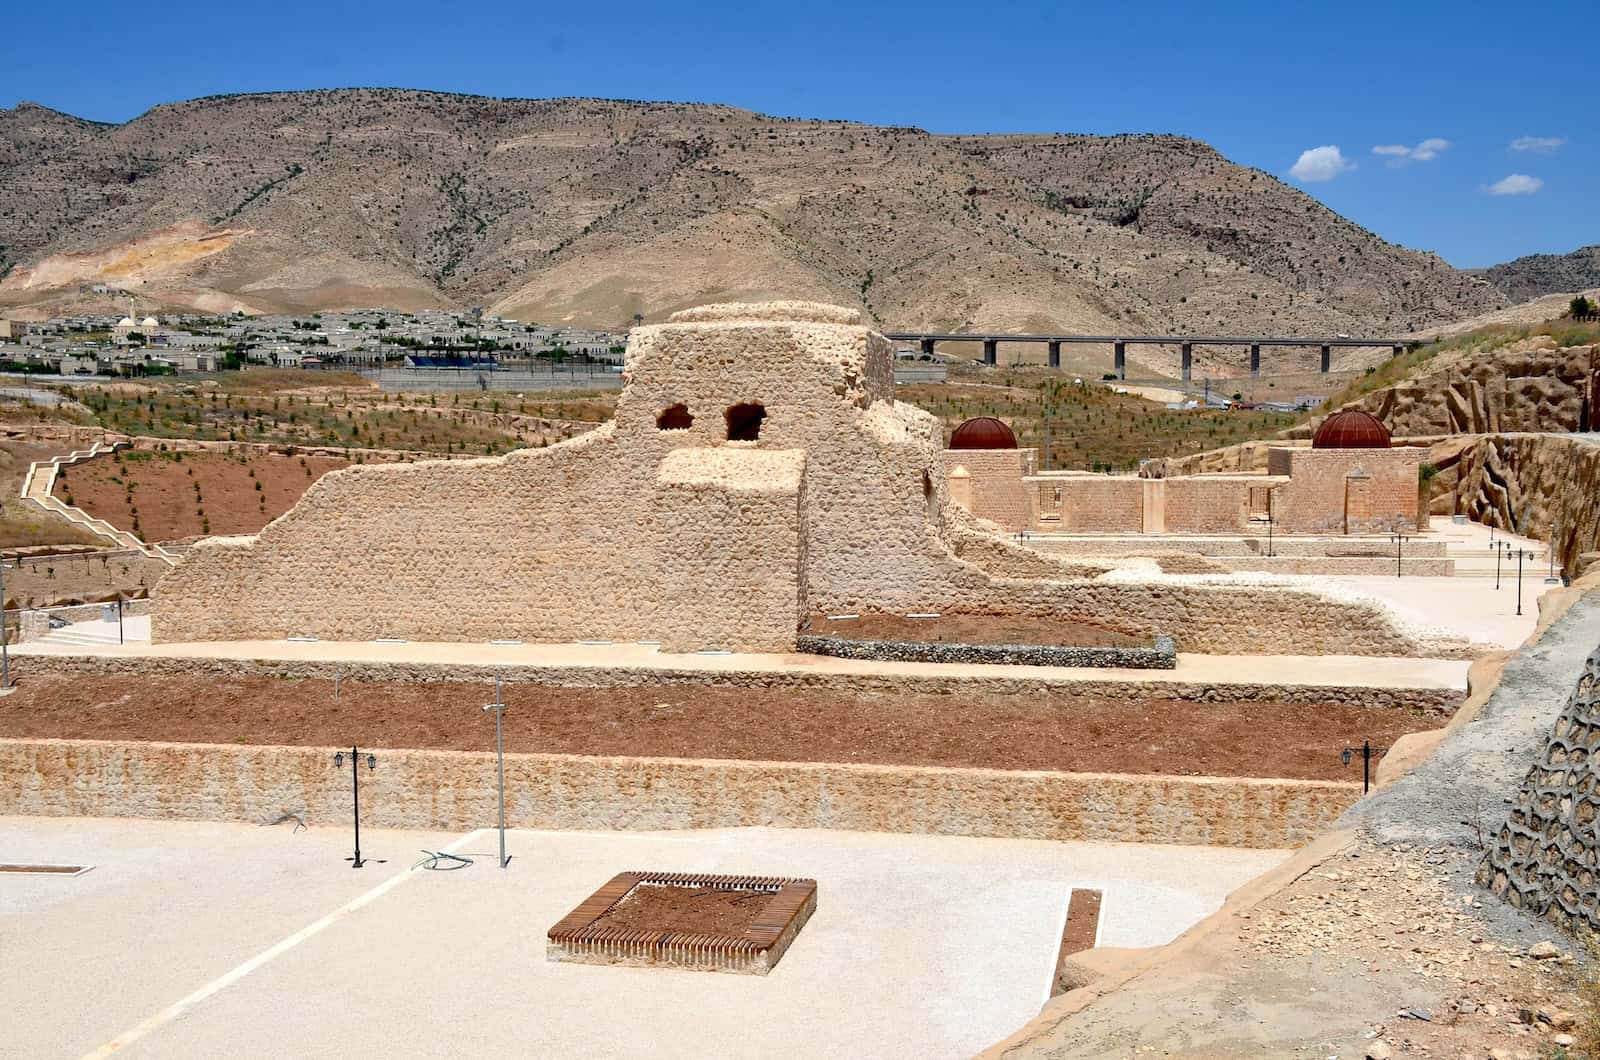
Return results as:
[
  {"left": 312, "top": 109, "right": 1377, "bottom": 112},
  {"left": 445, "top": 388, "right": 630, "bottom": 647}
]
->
[{"left": 1, "top": 816, "right": 1286, "bottom": 1059}]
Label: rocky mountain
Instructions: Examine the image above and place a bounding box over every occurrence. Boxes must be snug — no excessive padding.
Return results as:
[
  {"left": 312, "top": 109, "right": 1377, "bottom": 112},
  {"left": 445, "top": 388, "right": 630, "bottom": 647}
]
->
[
  {"left": 1474, "top": 245, "right": 1600, "bottom": 305},
  {"left": 0, "top": 89, "right": 1505, "bottom": 351}
]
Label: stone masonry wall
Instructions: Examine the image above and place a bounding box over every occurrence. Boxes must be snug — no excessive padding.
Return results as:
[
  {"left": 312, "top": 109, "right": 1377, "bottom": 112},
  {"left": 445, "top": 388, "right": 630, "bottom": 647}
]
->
[
  {"left": 1035, "top": 474, "right": 1144, "bottom": 532},
  {"left": 0, "top": 738, "right": 1361, "bottom": 848},
  {"left": 945, "top": 449, "right": 1037, "bottom": 530},
  {"left": 1161, "top": 477, "right": 1257, "bottom": 533},
  {"left": 1477, "top": 643, "right": 1600, "bottom": 941},
  {"left": 1270, "top": 448, "right": 1422, "bottom": 534}
]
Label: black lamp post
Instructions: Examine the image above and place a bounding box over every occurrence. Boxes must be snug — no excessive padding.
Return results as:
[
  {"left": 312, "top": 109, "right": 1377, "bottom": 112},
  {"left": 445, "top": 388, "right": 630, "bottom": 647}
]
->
[
  {"left": 1389, "top": 532, "right": 1410, "bottom": 578},
  {"left": 482, "top": 677, "right": 510, "bottom": 869},
  {"left": 1495, "top": 540, "right": 1508, "bottom": 590},
  {"left": 1341, "top": 740, "right": 1388, "bottom": 793},
  {"left": 333, "top": 746, "right": 377, "bottom": 868},
  {"left": 0, "top": 546, "right": 10, "bottom": 690},
  {"left": 1508, "top": 547, "right": 1533, "bottom": 616}
]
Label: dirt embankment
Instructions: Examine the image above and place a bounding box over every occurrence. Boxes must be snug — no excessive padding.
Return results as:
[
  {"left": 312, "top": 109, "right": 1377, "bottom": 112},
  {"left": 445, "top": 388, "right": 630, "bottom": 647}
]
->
[
  {"left": 0, "top": 671, "right": 1439, "bottom": 780},
  {"left": 55, "top": 449, "right": 348, "bottom": 541}
]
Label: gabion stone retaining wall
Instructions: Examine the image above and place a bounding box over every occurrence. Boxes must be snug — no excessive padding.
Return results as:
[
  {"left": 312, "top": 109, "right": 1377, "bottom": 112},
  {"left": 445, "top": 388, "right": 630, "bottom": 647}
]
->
[
  {"left": 795, "top": 634, "right": 1178, "bottom": 670},
  {"left": 1477, "top": 644, "right": 1600, "bottom": 940}
]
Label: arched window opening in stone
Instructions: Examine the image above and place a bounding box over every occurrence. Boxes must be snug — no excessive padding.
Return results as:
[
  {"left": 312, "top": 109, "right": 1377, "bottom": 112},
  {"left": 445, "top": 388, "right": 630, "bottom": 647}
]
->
[
  {"left": 725, "top": 402, "right": 766, "bottom": 441},
  {"left": 657, "top": 403, "right": 694, "bottom": 430}
]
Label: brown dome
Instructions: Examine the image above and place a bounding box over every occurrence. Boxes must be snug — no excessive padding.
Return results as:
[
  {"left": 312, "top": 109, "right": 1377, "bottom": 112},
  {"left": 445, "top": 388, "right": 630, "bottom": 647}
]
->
[
  {"left": 1312, "top": 409, "right": 1391, "bottom": 449},
  {"left": 949, "top": 416, "right": 1017, "bottom": 450}
]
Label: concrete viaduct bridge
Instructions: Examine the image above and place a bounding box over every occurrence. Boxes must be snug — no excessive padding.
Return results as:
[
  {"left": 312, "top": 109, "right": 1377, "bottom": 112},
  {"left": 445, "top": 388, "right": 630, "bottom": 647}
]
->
[{"left": 881, "top": 331, "right": 1412, "bottom": 382}]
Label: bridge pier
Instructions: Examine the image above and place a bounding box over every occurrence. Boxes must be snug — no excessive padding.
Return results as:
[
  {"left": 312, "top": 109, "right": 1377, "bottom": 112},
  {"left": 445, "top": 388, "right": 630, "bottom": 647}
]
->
[
  {"left": 1113, "top": 341, "right": 1126, "bottom": 380},
  {"left": 1047, "top": 340, "right": 1061, "bottom": 369},
  {"left": 982, "top": 338, "right": 998, "bottom": 366},
  {"left": 1391, "top": 344, "right": 1403, "bottom": 360},
  {"left": 1249, "top": 343, "right": 1261, "bottom": 379},
  {"left": 920, "top": 337, "right": 935, "bottom": 359},
  {"left": 1320, "top": 344, "right": 1331, "bottom": 373},
  {"left": 1181, "top": 342, "right": 1192, "bottom": 383}
]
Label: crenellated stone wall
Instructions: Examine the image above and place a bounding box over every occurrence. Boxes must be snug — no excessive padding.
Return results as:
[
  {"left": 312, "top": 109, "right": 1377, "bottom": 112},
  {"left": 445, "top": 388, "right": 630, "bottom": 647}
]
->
[{"left": 1477, "top": 642, "right": 1600, "bottom": 940}]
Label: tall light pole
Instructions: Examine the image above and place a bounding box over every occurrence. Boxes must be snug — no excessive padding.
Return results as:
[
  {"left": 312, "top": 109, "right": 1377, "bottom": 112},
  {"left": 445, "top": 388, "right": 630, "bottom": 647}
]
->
[
  {"left": 1389, "top": 531, "right": 1410, "bottom": 578},
  {"left": 0, "top": 541, "right": 10, "bottom": 690},
  {"left": 1510, "top": 547, "right": 1533, "bottom": 616},
  {"left": 482, "top": 677, "right": 510, "bottom": 868},
  {"left": 333, "top": 746, "right": 376, "bottom": 868}
]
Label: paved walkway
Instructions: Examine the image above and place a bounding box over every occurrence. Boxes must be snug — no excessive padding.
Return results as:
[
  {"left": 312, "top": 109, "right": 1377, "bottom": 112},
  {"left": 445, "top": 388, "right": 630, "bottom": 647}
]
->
[
  {"left": 14, "top": 618, "right": 1469, "bottom": 692},
  {"left": 1, "top": 816, "right": 1287, "bottom": 1059}
]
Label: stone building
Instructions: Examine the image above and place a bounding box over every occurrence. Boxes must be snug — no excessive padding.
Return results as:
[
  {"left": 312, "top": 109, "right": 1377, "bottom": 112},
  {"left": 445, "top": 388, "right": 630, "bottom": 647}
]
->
[
  {"left": 944, "top": 408, "right": 1422, "bottom": 536},
  {"left": 153, "top": 302, "right": 1463, "bottom": 658}
]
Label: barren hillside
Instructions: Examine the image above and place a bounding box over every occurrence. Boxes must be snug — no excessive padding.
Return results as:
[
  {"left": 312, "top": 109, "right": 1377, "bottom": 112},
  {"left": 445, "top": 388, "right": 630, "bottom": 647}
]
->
[
  {"left": 1474, "top": 244, "right": 1600, "bottom": 304},
  {"left": 0, "top": 90, "right": 1503, "bottom": 352}
]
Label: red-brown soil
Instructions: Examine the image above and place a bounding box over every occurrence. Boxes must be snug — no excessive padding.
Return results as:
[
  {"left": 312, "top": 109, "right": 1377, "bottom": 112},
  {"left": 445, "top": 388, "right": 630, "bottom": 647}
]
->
[
  {"left": 55, "top": 450, "right": 348, "bottom": 541},
  {"left": 805, "top": 612, "right": 1143, "bottom": 647},
  {"left": 594, "top": 884, "right": 772, "bottom": 936},
  {"left": 0, "top": 672, "right": 1438, "bottom": 780},
  {"left": 1059, "top": 889, "right": 1103, "bottom": 957}
]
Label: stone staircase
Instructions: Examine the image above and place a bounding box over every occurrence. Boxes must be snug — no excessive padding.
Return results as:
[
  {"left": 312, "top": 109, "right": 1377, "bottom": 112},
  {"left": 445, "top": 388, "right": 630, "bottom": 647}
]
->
[
  {"left": 31, "top": 619, "right": 128, "bottom": 647},
  {"left": 18, "top": 442, "right": 178, "bottom": 565}
]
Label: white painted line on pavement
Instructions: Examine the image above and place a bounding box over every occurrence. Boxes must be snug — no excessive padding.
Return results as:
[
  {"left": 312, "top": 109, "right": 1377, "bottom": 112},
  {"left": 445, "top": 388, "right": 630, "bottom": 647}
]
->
[{"left": 80, "top": 828, "right": 487, "bottom": 1059}]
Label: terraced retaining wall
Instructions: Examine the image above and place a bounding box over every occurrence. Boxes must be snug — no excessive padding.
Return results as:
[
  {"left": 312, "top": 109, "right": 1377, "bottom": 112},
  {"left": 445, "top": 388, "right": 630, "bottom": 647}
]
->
[
  {"left": 0, "top": 738, "right": 1360, "bottom": 848},
  {"left": 11, "top": 654, "right": 1466, "bottom": 713}
]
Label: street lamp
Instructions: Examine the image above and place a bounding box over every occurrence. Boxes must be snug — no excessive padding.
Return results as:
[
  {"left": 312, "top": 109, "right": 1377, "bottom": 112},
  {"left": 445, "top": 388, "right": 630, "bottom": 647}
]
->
[
  {"left": 1389, "top": 531, "right": 1410, "bottom": 578},
  {"left": 1341, "top": 740, "right": 1388, "bottom": 794},
  {"left": 1495, "top": 540, "right": 1509, "bottom": 590},
  {"left": 482, "top": 677, "right": 511, "bottom": 869},
  {"left": 0, "top": 544, "right": 10, "bottom": 690},
  {"left": 333, "top": 746, "right": 377, "bottom": 868},
  {"left": 1506, "top": 547, "right": 1534, "bottom": 616}
]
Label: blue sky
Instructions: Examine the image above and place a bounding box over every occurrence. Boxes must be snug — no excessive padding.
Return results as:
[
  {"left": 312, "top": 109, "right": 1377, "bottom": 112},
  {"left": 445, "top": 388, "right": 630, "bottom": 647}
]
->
[{"left": 4, "top": 0, "right": 1592, "bottom": 268}]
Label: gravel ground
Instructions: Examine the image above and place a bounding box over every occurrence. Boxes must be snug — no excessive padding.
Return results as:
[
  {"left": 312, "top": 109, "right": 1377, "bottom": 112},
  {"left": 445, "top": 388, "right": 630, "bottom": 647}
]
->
[{"left": 1347, "top": 589, "right": 1600, "bottom": 945}]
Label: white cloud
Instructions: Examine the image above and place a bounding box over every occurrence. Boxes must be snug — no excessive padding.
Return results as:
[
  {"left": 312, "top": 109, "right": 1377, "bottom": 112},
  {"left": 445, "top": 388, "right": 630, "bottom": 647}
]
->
[
  {"left": 1510, "top": 136, "right": 1566, "bottom": 153},
  {"left": 1289, "top": 145, "right": 1355, "bottom": 182},
  {"left": 1487, "top": 173, "right": 1543, "bottom": 195},
  {"left": 1371, "top": 137, "right": 1450, "bottom": 165}
]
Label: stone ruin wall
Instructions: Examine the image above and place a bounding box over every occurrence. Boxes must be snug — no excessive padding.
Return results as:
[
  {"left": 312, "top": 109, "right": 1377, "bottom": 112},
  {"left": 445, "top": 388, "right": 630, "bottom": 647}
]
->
[
  {"left": 154, "top": 302, "right": 1473, "bottom": 658},
  {"left": 1478, "top": 643, "right": 1600, "bottom": 941}
]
